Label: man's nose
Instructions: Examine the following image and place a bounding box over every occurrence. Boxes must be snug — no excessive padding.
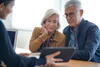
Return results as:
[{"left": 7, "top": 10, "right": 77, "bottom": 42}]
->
[
  {"left": 66, "top": 15, "right": 70, "bottom": 20},
  {"left": 49, "top": 22, "right": 54, "bottom": 26}
]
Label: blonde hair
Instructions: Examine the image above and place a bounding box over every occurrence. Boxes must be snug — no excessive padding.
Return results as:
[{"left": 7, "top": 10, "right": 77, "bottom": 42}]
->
[{"left": 41, "top": 9, "right": 60, "bottom": 29}]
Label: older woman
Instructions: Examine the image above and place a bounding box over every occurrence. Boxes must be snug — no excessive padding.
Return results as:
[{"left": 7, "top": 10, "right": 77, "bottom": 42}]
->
[
  {"left": 29, "top": 9, "right": 65, "bottom": 52},
  {"left": 0, "top": 0, "right": 63, "bottom": 67}
]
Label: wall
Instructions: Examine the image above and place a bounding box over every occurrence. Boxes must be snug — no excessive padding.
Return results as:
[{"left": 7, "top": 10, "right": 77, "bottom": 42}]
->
[{"left": 16, "top": 30, "right": 32, "bottom": 49}]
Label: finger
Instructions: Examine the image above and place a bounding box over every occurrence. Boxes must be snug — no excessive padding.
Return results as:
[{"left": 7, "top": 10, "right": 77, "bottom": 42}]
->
[{"left": 53, "top": 58, "right": 63, "bottom": 62}]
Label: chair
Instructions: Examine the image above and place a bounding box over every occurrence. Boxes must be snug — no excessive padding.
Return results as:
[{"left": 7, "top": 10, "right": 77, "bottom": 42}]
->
[{"left": 7, "top": 29, "right": 18, "bottom": 49}]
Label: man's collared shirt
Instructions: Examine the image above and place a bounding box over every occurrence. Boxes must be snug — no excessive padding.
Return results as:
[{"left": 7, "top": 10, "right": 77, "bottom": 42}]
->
[{"left": 68, "top": 27, "right": 78, "bottom": 49}]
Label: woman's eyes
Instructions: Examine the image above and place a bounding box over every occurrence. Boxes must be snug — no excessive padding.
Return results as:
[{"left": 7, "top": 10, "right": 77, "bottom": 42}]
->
[{"left": 47, "top": 20, "right": 57, "bottom": 23}]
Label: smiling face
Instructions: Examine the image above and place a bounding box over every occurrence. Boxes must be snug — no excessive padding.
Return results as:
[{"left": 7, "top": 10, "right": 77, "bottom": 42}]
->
[
  {"left": 0, "top": 1, "right": 14, "bottom": 19},
  {"left": 44, "top": 14, "right": 59, "bottom": 33},
  {"left": 65, "top": 5, "right": 83, "bottom": 27}
]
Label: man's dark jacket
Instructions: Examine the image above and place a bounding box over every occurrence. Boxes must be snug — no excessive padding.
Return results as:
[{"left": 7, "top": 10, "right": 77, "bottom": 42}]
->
[{"left": 63, "top": 19, "right": 100, "bottom": 63}]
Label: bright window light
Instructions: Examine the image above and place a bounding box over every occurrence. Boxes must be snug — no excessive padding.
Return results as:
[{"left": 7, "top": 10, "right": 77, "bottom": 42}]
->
[
  {"left": 12, "top": 0, "right": 60, "bottom": 30},
  {"left": 12, "top": 0, "right": 100, "bottom": 31},
  {"left": 81, "top": 0, "right": 100, "bottom": 28}
]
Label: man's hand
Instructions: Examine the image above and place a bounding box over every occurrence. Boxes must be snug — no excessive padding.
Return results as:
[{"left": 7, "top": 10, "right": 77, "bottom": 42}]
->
[{"left": 45, "top": 51, "right": 63, "bottom": 65}]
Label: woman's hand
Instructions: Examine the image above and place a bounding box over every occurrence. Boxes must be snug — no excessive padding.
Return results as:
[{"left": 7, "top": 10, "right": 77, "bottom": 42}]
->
[{"left": 41, "top": 25, "right": 48, "bottom": 35}]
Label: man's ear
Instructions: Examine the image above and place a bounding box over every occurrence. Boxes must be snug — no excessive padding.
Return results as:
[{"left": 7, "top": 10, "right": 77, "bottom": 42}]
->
[
  {"left": 80, "top": 10, "right": 83, "bottom": 17},
  {"left": 0, "top": 3, "right": 5, "bottom": 11}
]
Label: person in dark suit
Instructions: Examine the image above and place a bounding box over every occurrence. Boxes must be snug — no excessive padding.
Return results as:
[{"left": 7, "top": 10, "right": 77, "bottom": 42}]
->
[
  {"left": 0, "top": 0, "right": 63, "bottom": 67},
  {"left": 63, "top": 0, "right": 100, "bottom": 63}
]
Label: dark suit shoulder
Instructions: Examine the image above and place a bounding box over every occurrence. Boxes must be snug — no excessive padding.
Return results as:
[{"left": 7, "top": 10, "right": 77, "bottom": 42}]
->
[
  {"left": 0, "top": 20, "right": 5, "bottom": 28},
  {"left": 63, "top": 26, "right": 70, "bottom": 35}
]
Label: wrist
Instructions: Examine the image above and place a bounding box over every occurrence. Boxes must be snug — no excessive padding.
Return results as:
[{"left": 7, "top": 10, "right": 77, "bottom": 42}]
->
[{"left": 38, "top": 33, "right": 48, "bottom": 42}]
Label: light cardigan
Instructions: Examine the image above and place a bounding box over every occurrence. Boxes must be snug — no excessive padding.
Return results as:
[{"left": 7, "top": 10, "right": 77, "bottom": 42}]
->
[{"left": 29, "top": 27, "right": 65, "bottom": 52}]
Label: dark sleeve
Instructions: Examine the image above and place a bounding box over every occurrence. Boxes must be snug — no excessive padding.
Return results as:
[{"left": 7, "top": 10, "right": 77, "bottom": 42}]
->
[
  {"left": 72, "top": 25, "right": 100, "bottom": 61},
  {"left": 0, "top": 21, "right": 46, "bottom": 67},
  {"left": 18, "top": 56, "right": 46, "bottom": 67}
]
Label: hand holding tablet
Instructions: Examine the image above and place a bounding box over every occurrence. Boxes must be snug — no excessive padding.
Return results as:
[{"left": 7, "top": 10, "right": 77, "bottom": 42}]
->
[{"left": 40, "top": 47, "right": 75, "bottom": 62}]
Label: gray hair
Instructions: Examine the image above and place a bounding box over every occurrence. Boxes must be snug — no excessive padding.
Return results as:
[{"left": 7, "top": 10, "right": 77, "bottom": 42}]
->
[
  {"left": 41, "top": 9, "right": 60, "bottom": 28},
  {"left": 65, "top": 0, "right": 82, "bottom": 10}
]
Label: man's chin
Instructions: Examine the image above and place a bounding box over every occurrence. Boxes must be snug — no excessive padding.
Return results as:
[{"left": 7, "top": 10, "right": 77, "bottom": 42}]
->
[
  {"left": 69, "top": 24, "right": 74, "bottom": 27},
  {"left": 70, "top": 25, "right": 78, "bottom": 28},
  {"left": 69, "top": 24, "right": 75, "bottom": 27}
]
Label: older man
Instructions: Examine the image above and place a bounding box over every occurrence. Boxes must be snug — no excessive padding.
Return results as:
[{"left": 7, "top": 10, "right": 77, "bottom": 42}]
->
[{"left": 63, "top": 0, "right": 100, "bottom": 63}]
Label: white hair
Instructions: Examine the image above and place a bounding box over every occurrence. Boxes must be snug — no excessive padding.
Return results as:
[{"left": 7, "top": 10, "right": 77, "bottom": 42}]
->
[
  {"left": 65, "top": 0, "right": 82, "bottom": 10},
  {"left": 41, "top": 9, "right": 60, "bottom": 28}
]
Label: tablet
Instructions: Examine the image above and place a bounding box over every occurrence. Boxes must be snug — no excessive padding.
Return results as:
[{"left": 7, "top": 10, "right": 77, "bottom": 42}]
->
[{"left": 40, "top": 47, "right": 75, "bottom": 62}]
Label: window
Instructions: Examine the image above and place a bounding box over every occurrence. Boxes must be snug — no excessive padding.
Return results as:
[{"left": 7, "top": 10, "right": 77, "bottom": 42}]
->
[
  {"left": 81, "top": 0, "right": 100, "bottom": 28},
  {"left": 12, "top": 0, "right": 100, "bottom": 31},
  {"left": 12, "top": 0, "right": 61, "bottom": 30}
]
